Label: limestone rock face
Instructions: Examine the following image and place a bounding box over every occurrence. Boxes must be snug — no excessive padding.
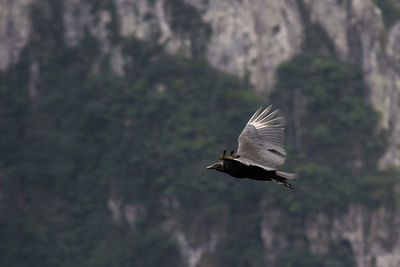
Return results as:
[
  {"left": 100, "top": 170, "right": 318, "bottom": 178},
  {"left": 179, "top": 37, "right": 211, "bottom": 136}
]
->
[
  {"left": 162, "top": 195, "right": 220, "bottom": 267},
  {"left": 199, "top": 0, "right": 304, "bottom": 94},
  {"left": 0, "top": 0, "right": 32, "bottom": 70},
  {"left": 380, "top": 22, "right": 400, "bottom": 168},
  {"left": 302, "top": 0, "right": 400, "bottom": 168},
  {"left": 261, "top": 205, "right": 400, "bottom": 267},
  {"left": 114, "top": 0, "right": 173, "bottom": 44},
  {"left": 63, "top": 0, "right": 126, "bottom": 75}
]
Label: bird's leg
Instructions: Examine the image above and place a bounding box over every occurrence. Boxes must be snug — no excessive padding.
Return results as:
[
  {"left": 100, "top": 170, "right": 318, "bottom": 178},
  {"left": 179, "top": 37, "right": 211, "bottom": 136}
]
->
[
  {"left": 227, "top": 150, "right": 234, "bottom": 158},
  {"left": 271, "top": 178, "right": 295, "bottom": 189}
]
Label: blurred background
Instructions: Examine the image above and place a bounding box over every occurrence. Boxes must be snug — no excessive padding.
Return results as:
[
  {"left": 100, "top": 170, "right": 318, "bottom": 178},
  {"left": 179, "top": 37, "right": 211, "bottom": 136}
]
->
[{"left": 1, "top": 0, "right": 400, "bottom": 266}]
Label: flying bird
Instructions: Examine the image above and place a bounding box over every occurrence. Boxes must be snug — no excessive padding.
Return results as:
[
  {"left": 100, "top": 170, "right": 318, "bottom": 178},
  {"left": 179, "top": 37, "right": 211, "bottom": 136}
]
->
[{"left": 206, "top": 106, "right": 297, "bottom": 189}]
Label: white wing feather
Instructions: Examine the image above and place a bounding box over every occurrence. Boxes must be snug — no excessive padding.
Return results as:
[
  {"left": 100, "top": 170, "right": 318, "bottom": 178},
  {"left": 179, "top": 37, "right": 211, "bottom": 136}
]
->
[{"left": 236, "top": 106, "right": 286, "bottom": 170}]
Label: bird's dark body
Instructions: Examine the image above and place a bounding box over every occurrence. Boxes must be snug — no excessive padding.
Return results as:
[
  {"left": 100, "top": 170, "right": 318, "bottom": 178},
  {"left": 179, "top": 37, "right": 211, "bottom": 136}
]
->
[
  {"left": 206, "top": 106, "right": 297, "bottom": 188},
  {"left": 223, "top": 159, "right": 274, "bottom": 181}
]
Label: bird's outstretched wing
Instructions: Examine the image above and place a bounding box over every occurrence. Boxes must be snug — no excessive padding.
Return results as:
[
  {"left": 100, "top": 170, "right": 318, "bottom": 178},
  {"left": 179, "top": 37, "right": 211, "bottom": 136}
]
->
[{"left": 235, "top": 106, "right": 286, "bottom": 170}]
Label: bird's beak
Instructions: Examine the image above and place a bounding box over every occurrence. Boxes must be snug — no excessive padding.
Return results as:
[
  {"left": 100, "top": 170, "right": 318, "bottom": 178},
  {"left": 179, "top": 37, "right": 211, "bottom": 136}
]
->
[
  {"left": 206, "top": 164, "right": 215, "bottom": 170},
  {"left": 206, "top": 163, "right": 218, "bottom": 170}
]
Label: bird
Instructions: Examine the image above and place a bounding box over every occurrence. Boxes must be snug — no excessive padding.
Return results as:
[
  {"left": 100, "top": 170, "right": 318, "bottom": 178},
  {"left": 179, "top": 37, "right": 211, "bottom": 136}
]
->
[{"left": 206, "top": 106, "right": 297, "bottom": 189}]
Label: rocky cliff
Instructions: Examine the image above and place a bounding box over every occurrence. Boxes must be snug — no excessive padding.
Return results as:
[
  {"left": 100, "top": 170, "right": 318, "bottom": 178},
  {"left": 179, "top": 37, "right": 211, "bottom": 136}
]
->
[
  {"left": 262, "top": 204, "right": 400, "bottom": 267},
  {"left": 1, "top": 0, "right": 400, "bottom": 266},
  {"left": 2, "top": 0, "right": 399, "bottom": 167}
]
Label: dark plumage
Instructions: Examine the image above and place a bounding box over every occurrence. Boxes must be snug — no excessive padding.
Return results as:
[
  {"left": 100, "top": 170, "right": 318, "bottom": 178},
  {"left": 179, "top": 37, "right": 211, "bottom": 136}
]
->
[{"left": 206, "top": 106, "right": 298, "bottom": 189}]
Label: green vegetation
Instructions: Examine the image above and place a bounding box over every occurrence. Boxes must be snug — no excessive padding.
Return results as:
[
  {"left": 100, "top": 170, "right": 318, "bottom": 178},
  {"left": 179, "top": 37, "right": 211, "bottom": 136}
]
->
[
  {"left": 270, "top": 55, "right": 392, "bottom": 213},
  {"left": 373, "top": 0, "right": 400, "bottom": 29},
  {"left": 165, "top": 0, "right": 211, "bottom": 59},
  {"left": 0, "top": 29, "right": 264, "bottom": 267},
  {"left": 276, "top": 243, "right": 355, "bottom": 267},
  {"left": 214, "top": 207, "right": 264, "bottom": 267}
]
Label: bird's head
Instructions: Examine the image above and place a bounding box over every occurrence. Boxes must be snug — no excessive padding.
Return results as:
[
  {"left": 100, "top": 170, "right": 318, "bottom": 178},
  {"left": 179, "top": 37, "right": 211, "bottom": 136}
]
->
[{"left": 206, "top": 162, "right": 224, "bottom": 172}]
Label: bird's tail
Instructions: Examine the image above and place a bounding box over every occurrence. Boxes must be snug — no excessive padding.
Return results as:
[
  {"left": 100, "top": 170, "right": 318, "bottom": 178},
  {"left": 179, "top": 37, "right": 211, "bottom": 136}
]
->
[
  {"left": 272, "top": 171, "right": 298, "bottom": 189},
  {"left": 276, "top": 171, "right": 298, "bottom": 180}
]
